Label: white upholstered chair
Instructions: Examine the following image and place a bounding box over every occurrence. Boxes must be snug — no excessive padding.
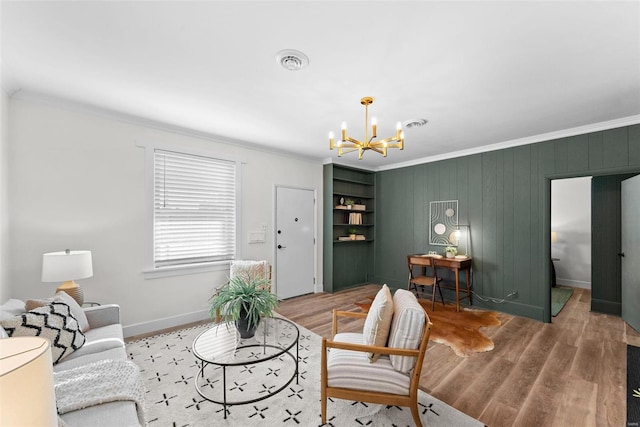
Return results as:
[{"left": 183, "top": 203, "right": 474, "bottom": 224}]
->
[
  {"left": 320, "top": 288, "right": 433, "bottom": 427},
  {"left": 229, "top": 260, "right": 271, "bottom": 290}
]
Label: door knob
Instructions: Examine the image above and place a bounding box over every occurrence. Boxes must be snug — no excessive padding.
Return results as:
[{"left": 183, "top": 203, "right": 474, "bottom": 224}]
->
[
  {"left": 278, "top": 245, "right": 286, "bottom": 249},
  {"left": 618, "top": 252, "right": 625, "bottom": 257}
]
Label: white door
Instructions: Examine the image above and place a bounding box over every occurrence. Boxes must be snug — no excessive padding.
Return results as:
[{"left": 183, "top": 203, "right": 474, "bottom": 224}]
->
[
  {"left": 621, "top": 174, "right": 640, "bottom": 333},
  {"left": 275, "top": 186, "right": 315, "bottom": 300}
]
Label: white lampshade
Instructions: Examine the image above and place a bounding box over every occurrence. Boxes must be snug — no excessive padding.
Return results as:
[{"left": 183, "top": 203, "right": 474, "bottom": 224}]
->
[
  {"left": 42, "top": 250, "right": 93, "bottom": 282},
  {"left": 0, "top": 337, "right": 58, "bottom": 426}
]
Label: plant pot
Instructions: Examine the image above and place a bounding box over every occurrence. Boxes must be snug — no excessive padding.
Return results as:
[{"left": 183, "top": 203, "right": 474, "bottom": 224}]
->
[
  {"left": 446, "top": 252, "right": 455, "bottom": 259},
  {"left": 236, "top": 308, "right": 259, "bottom": 339},
  {"left": 349, "top": 234, "right": 356, "bottom": 240}
]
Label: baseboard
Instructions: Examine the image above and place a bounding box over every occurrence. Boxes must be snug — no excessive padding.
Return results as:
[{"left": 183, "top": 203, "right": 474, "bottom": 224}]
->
[
  {"left": 123, "top": 309, "right": 210, "bottom": 338},
  {"left": 314, "top": 282, "right": 324, "bottom": 293},
  {"left": 591, "top": 298, "right": 621, "bottom": 316},
  {"left": 556, "top": 278, "right": 591, "bottom": 289}
]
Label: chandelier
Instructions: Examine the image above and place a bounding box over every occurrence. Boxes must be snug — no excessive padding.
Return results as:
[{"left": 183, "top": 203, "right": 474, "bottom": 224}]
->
[{"left": 329, "top": 97, "right": 404, "bottom": 159}]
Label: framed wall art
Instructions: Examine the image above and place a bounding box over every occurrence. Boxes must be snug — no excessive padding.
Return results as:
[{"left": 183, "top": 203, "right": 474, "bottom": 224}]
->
[{"left": 429, "top": 200, "right": 458, "bottom": 246}]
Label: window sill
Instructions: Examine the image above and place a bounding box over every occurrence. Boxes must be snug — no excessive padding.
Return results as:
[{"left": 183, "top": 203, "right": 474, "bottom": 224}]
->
[{"left": 143, "top": 262, "right": 230, "bottom": 279}]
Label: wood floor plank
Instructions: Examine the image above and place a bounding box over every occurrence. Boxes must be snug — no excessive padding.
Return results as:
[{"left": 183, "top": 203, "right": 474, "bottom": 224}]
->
[{"left": 550, "top": 378, "right": 597, "bottom": 427}]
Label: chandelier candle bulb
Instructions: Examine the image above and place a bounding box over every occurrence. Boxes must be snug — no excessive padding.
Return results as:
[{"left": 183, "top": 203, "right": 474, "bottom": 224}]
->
[
  {"left": 341, "top": 122, "right": 347, "bottom": 140},
  {"left": 371, "top": 117, "right": 377, "bottom": 138},
  {"left": 329, "top": 132, "right": 335, "bottom": 149}
]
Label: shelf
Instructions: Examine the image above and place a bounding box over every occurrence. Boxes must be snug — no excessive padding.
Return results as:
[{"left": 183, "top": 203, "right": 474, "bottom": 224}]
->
[
  {"left": 334, "top": 223, "right": 374, "bottom": 227},
  {"left": 334, "top": 177, "right": 374, "bottom": 186},
  {"left": 334, "top": 239, "right": 374, "bottom": 243},
  {"left": 333, "top": 192, "right": 374, "bottom": 199},
  {"left": 333, "top": 209, "right": 374, "bottom": 213}
]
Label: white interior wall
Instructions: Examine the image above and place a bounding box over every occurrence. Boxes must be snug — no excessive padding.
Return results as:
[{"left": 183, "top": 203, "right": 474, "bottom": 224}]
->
[
  {"left": 551, "top": 176, "right": 592, "bottom": 289},
  {"left": 7, "top": 98, "right": 323, "bottom": 336},
  {"left": 0, "top": 89, "right": 9, "bottom": 301}
]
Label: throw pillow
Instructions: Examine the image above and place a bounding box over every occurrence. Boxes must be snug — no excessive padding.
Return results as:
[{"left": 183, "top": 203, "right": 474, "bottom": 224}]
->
[
  {"left": 26, "top": 292, "right": 90, "bottom": 332},
  {"left": 362, "top": 284, "right": 394, "bottom": 362},
  {"left": 387, "top": 289, "right": 426, "bottom": 373},
  {"left": 54, "top": 292, "right": 90, "bottom": 332},
  {"left": 0, "top": 301, "right": 86, "bottom": 364},
  {"left": 25, "top": 298, "right": 53, "bottom": 311},
  {"left": 0, "top": 298, "right": 26, "bottom": 321}
]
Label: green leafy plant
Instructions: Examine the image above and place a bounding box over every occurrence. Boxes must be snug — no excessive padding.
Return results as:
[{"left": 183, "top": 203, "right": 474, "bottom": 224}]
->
[
  {"left": 209, "top": 276, "right": 278, "bottom": 331},
  {"left": 348, "top": 227, "right": 359, "bottom": 235},
  {"left": 445, "top": 246, "right": 458, "bottom": 255},
  {"left": 345, "top": 199, "right": 355, "bottom": 206}
]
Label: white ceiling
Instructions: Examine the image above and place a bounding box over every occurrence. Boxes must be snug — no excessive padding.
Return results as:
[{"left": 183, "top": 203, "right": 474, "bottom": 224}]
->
[{"left": 2, "top": 1, "right": 639, "bottom": 170}]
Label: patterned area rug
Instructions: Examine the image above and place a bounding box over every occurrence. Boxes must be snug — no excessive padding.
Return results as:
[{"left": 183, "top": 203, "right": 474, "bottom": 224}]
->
[{"left": 126, "top": 318, "right": 483, "bottom": 426}]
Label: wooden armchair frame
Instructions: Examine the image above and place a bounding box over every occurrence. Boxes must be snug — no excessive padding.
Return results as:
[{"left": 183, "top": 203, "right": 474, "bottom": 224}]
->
[{"left": 321, "top": 309, "right": 433, "bottom": 427}]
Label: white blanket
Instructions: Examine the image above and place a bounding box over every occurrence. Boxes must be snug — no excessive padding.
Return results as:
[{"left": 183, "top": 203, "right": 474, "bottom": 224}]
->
[{"left": 54, "top": 359, "right": 146, "bottom": 425}]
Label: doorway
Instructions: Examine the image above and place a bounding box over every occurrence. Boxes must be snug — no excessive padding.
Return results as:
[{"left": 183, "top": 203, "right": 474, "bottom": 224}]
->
[
  {"left": 549, "top": 172, "right": 639, "bottom": 321},
  {"left": 274, "top": 186, "right": 316, "bottom": 300},
  {"left": 550, "top": 177, "right": 592, "bottom": 319}
]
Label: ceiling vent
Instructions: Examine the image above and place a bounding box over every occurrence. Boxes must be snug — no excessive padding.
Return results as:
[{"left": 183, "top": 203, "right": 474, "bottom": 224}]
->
[
  {"left": 275, "top": 49, "right": 309, "bottom": 71},
  {"left": 403, "top": 119, "right": 429, "bottom": 129}
]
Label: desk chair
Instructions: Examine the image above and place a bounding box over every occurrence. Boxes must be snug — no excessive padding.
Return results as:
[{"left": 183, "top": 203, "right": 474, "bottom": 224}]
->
[{"left": 407, "top": 255, "right": 444, "bottom": 310}]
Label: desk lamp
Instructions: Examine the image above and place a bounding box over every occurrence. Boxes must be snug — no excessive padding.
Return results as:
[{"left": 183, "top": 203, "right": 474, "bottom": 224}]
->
[{"left": 42, "top": 249, "right": 93, "bottom": 306}]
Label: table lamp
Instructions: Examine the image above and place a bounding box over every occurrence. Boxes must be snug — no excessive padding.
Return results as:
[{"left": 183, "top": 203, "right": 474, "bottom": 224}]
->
[
  {"left": 42, "top": 249, "right": 93, "bottom": 306},
  {"left": 0, "top": 337, "right": 58, "bottom": 426}
]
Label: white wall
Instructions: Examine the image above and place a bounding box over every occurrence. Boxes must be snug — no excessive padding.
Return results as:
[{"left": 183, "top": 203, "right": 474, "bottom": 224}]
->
[
  {"left": 7, "top": 98, "right": 323, "bottom": 335},
  {"left": 551, "top": 176, "right": 591, "bottom": 289},
  {"left": 0, "top": 89, "right": 9, "bottom": 301}
]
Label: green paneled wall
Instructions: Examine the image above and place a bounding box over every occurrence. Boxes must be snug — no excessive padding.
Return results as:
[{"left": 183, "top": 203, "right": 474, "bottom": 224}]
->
[{"left": 372, "top": 124, "right": 640, "bottom": 322}]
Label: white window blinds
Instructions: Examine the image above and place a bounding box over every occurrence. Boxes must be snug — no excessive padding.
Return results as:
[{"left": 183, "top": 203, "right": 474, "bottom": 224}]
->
[{"left": 153, "top": 149, "right": 236, "bottom": 268}]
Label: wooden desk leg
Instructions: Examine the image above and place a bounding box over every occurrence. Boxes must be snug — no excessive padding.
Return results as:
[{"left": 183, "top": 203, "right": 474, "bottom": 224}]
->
[{"left": 455, "top": 268, "right": 460, "bottom": 312}]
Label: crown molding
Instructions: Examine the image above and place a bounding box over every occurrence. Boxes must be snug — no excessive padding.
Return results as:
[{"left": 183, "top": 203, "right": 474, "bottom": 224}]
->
[{"left": 376, "top": 114, "right": 640, "bottom": 172}]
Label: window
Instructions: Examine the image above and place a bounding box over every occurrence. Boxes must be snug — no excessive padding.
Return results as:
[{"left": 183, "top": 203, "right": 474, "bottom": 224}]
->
[{"left": 142, "top": 145, "right": 240, "bottom": 276}]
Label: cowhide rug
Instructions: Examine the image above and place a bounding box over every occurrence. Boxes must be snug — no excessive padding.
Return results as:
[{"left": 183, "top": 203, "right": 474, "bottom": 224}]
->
[{"left": 356, "top": 297, "right": 501, "bottom": 357}]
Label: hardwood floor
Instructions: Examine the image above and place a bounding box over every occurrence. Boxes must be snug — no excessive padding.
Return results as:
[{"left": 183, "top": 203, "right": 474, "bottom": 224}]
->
[{"left": 276, "top": 284, "right": 640, "bottom": 427}]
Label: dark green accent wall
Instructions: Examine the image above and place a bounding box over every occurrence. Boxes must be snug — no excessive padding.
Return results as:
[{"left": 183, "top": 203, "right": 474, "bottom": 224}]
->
[{"left": 372, "top": 124, "right": 640, "bottom": 322}]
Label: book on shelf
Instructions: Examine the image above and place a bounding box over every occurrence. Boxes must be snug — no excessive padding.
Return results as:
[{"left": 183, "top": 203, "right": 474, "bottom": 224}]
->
[{"left": 348, "top": 212, "right": 362, "bottom": 225}]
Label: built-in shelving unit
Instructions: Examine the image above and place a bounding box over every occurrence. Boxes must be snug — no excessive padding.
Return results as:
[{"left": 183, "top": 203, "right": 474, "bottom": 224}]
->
[{"left": 323, "top": 164, "right": 376, "bottom": 292}]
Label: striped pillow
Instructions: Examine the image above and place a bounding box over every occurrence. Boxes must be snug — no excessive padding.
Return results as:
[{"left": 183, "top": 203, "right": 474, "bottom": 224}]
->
[
  {"left": 362, "top": 284, "right": 394, "bottom": 362},
  {"left": 388, "top": 289, "right": 426, "bottom": 373}
]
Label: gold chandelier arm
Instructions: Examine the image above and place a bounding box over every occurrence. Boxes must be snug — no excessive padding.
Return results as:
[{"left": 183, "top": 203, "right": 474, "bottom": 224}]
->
[
  {"left": 337, "top": 146, "right": 361, "bottom": 157},
  {"left": 345, "top": 136, "right": 364, "bottom": 147}
]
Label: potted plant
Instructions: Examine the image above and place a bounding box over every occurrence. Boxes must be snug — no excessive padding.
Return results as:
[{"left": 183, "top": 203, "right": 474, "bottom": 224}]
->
[
  {"left": 209, "top": 275, "right": 278, "bottom": 338},
  {"left": 348, "top": 227, "right": 358, "bottom": 240},
  {"left": 445, "top": 246, "right": 458, "bottom": 258},
  {"left": 345, "top": 199, "right": 355, "bottom": 209}
]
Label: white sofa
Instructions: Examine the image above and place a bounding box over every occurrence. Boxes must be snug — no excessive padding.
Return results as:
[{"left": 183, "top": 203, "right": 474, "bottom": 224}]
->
[{"left": 0, "top": 300, "right": 142, "bottom": 427}]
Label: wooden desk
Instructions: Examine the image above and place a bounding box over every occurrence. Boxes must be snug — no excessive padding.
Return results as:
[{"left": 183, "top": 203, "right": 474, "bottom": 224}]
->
[{"left": 410, "top": 255, "right": 473, "bottom": 312}]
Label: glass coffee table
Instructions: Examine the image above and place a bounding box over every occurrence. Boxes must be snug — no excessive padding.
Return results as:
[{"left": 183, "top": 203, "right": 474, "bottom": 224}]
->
[{"left": 192, "top": 317, "right": 299, "bottom": 418}]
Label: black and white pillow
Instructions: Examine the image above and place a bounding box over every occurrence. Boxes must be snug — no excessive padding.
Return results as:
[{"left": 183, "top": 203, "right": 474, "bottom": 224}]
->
[{"left": 0, "top": 301, "right": 86, "bottom": 364}]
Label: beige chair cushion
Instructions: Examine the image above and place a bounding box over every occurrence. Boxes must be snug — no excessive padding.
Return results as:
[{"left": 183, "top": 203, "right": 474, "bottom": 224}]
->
[
  {"left": 328, "top": 332, "right": 411, "bottom": 395},
  {"left": 388, "top": 289, "right": 426, "bottom": 373},
  {"left": 362, "top": 284, "right": 394, "bottom": 362}
]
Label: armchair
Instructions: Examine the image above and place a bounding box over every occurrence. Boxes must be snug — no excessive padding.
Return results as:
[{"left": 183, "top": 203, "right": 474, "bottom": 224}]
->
[{"left": 321, "top": 289, "right": 433, "bottom": 427}]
